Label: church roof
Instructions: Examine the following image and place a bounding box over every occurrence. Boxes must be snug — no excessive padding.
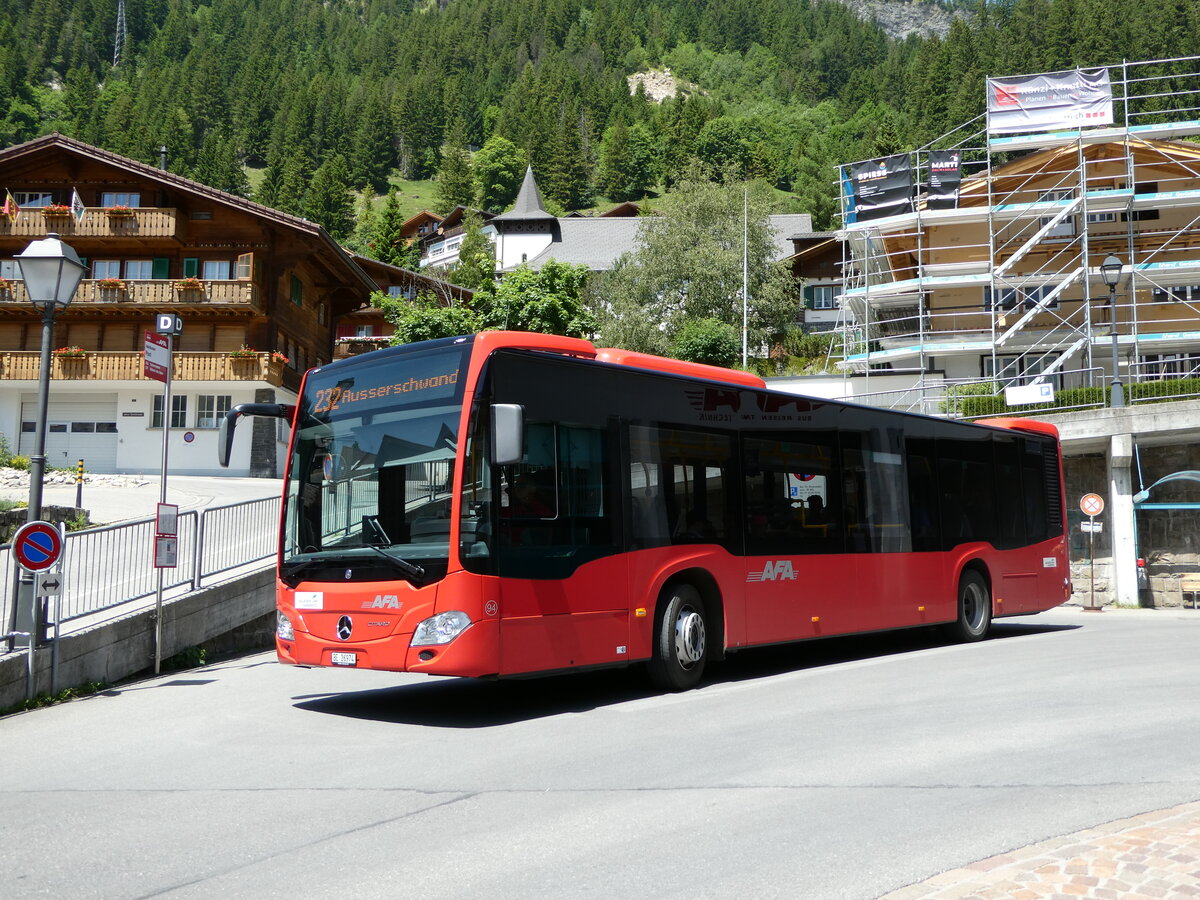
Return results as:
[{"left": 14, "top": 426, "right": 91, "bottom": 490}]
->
[{"left": 493, "top": 166, "right": 557, "bottom": 222}]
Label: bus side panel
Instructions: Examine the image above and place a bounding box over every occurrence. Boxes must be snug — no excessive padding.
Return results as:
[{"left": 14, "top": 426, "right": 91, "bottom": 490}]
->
[{"left": 497, "top": 556, "right": 630, "bottom": 675}]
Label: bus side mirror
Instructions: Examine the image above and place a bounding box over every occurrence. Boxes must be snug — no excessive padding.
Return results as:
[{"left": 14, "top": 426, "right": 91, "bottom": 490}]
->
[
  {"left": 218, "top": 403, "right": 296, "bottom": 467},
  {"left": 491, "top": 403, "right": 524, "bottom": 466}
]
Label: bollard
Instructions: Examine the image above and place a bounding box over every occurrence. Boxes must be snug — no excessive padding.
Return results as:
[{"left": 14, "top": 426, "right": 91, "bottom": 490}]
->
[{"left": 75, "top": 458, "right": 84, "bottom": 509}]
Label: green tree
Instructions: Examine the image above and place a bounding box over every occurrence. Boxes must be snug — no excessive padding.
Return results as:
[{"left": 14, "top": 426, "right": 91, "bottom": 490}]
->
[
  {"left": 447, "top": 211, "right": 496, "bottom": 290},
  {"left": 597, "top": 121, "right": 656, "bottom": 202},
  {"left": 372, "top": 188, "right": 408, "bottom": 267},
  {"left": 591, "top": 167, "right": 796, "bottom": 355},
  {"left": 381, "top": 292, "right": 481, "bottom": 345},
  {"left": 474, "top": 135, "right": 527, "bottom": 211},
  {"left": 473, "top": 261, "right": 595, "bottom": 336},
  {"left": 435, "top": 123, "right": 475, "bottom": 215},
  {"left": 304, "top": 154, "right": 354, "bottom": 241},
  {"left": 670, "top": 317, "right": 741, "bottom": 367}
]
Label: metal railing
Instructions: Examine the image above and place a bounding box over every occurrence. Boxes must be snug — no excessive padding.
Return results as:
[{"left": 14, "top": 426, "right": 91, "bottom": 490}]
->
[{"left": 1, "top": 494, "right": 281, "bottom": 638}]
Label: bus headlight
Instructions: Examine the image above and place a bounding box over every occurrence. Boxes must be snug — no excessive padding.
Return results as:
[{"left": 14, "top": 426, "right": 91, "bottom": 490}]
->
[
  {"left": 277, "top": 612, "right": 295, "bottom": 641},
  {"left": 411, "top": 611, "right": 472, "bottom": 646}
]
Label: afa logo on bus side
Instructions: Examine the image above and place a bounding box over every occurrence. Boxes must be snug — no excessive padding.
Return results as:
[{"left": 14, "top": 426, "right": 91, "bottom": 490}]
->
[{"left": 747, "top": 560, "right": 797, "bottom": 582}]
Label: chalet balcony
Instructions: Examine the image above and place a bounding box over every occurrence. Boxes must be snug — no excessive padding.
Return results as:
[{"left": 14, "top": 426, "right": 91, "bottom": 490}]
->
[
  {"left": 0, "top": 279, "right": 261, "bottom": 313},
  {"left": 0, "top": 351, "right": 289, "bottom": 388},
  {"left": 0, "top": 206, "right": 180, "bottom": 239}
]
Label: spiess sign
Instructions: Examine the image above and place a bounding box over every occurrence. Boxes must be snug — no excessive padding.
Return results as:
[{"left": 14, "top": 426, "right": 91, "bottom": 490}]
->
[{"left": 144, "top": 331, "right": 169, "bottom": 383}]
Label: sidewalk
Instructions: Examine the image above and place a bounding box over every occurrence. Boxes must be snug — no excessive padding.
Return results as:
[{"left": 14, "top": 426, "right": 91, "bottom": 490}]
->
[
  {"left": 882, "top": 799, "right": 1200, "bottom": 898},
  {"left": 0, "top": 469, "right": 282, "bottom": 525}
]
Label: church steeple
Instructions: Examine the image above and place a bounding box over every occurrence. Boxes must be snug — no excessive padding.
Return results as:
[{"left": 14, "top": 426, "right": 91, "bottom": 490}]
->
[{"left": 494, "top": 166, "right": 556, "bottom": 221}]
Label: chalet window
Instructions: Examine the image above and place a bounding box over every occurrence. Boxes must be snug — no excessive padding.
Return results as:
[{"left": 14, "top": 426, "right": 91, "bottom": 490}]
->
[
  {"left": 196, "top": 394, "right": 232, "bottom": 429},
  {"left": 101, "top": 192, "right": 140, "bottom": 208},
  {"left": 318, "top": 303, "right": 327, "bottom": 325},
  {"left": 236, "top": 253, "right": 252, "bottom": 280},
  {"left": 982, "top": 354, "right": 1061, "bottom": 391},
  {"left": 15, "top": 192, "right": 53, "bottom": 207},
  {"left": 203, "top": 260, "right": 231, "bottom": 280},
  {"left": 125, "top": 260, "right": 153, "bottom": 280},
  {"left": 290, "top": 275, "right": 303, "bottom": 306},
  {"left": 152, "top": 395, "right": 188, "bottom": 429},
  {"left": 811, "top": 285, "right": 837, "bottom": 309},
  {"left": 387, "top": 285, "right": 417, "bottom": 299},
  {"left": 1, "top": 260, "right": 18, "bottom": 278},
  {"left": 1037, "top": 190, "right": 1075, "bottom": 238},
  {"left": 1086, "top": 211, "right": 1116, "bottom": 224},
  {"left": 93, "top": 260, "right": 121, "bottom": 279}
]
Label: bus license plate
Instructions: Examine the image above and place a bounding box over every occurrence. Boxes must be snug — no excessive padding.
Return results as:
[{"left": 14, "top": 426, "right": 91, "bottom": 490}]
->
[{"left": 330, "top": 652, "right": 357, "bottom": 667}]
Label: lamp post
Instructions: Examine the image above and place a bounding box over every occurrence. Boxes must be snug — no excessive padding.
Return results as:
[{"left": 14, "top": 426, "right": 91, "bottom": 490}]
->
[
  {"left": 16, "top": 233, "right": 86, "bottom": 520},
  {"left": 1101, "top": 254, "right": 1124, "bottom": 408}
]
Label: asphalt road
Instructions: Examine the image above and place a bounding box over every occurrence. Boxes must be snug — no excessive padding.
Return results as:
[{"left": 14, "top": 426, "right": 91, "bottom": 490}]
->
[{"left": 3, "top": 606, "right": 1199, "bottom": 899}]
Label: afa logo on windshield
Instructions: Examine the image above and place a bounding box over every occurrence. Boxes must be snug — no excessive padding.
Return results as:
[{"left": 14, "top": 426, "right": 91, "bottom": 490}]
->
[{"left": 747, "top": 560, "right": 797, "bottom": 582}]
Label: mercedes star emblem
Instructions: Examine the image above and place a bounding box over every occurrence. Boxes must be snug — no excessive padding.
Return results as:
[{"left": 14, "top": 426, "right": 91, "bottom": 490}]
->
[{"left": 337, "top": 616, "right": 353, "bottom": 641}]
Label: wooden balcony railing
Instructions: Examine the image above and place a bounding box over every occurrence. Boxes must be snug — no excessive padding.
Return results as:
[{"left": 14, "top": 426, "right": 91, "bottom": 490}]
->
[
  {"left": 0, "top": 279, "right": 261, "bottom": 311},
  {"left": 0, "top": 207, "right": 179, "bottom": 239},
  {"left": 0, "top": 351, "right": 286, "bottom": 386}
]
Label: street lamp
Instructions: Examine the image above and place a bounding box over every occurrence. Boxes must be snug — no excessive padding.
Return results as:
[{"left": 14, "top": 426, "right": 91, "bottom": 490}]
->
[
  {"left": 1100, "top": 254, "right": 1124, "bottom": 408},
  {"left": 16, "top": 232, "right": 86, "bottom": 521}
]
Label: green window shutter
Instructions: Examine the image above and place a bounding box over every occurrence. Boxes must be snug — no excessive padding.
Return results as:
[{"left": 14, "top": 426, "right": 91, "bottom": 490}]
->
[
  {"left": 152, "top": 257, "right": 170, "bottom": 279},
  {"left": 182, "top": 258, "right": 199, "bottom": 277},
  {"left": 78, "top": 257, "right": 88, "bottom": 268},
  {"left": 803, "top": 285, "right": 815, "bottom": 309},
  {"left": 291, "top": 275, "right": 303, "bottom": 306}
]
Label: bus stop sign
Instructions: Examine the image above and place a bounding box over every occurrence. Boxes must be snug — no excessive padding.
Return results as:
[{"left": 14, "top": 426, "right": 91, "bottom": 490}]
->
[{"left": 12, "top": 520, "right": 63, "bottom": 572}]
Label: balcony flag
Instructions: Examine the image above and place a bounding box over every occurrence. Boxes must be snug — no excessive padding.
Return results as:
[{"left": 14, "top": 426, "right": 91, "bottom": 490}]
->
[
  {"left": 70, "top": 187, "right": 86, "bottom": 225},
  {"left": 987, "top": 68, "right": 1113, "bottom": 135},
  {"left": 2, "top": 190, "right": 18, "bottom": 223}
]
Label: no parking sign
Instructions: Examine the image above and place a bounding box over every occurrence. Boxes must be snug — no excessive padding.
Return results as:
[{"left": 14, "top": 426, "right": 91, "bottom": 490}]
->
[{"left": 12, "top": 521, "right": 63, "bottom": 573}]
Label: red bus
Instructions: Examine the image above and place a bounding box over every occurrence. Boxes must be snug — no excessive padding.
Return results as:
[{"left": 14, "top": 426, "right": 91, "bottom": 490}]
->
[{"left": 220, "top": 331, "right": 1069, "bottom": 691}]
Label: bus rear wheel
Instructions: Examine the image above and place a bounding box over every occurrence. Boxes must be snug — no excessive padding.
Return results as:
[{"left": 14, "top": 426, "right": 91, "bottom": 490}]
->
[
  {"left": 950, "top": 570, "right": 992, "bottom": 642},
  {"left": 648, "top": 583, "right": 707, "bottom": 691}
]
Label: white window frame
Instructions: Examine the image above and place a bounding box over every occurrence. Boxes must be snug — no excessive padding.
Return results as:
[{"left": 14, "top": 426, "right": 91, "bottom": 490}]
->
[
  {"left": 93, "top": 260, "right": 122, "bottom": 279},
  {"left": 1038, "top": 189, "right": 1075, "bottom": 238},
  {"left": 124, "top": 260, "right": 153, "bottom": 280},
  {"left": 152, "top": 395, "right": 188, "bottom": 429},
  {"left": 14, "top": 192, "right": 53, "bottom": 207},
  {"left": 202, "top": 259, "right": 231, "bottom": 280},
  {"left": 101, "top": 192, "right": 141, "bottom": 208},
  {"left": 196, "top": 394, "right": 232, "bottom": 429},
  {"left": 811, "top": 285, "right": 837, "bottom": 310}
]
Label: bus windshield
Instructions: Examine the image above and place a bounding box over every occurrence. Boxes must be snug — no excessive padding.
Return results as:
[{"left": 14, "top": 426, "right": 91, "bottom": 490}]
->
[{"left": 282, "top": 339, "right": 471, "bottom": 585}]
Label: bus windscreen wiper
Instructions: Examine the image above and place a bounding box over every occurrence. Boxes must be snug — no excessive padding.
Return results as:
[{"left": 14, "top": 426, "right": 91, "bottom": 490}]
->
[
  {"left": 367, "top": 546, "right": 426, "bottom": 583},
  {"left": 280, "top": 557, "right": 326, "bottom": 587}
]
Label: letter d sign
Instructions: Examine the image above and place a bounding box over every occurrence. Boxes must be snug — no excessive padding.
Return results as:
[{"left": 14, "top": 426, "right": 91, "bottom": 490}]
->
[{"left": 156, "top": 314, "right": 183, "bottom": 336}]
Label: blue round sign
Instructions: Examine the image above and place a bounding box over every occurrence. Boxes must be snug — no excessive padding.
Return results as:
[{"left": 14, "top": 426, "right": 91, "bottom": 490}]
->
[{"left": 13, "top": 520, "right": 63, "bottom": 573}]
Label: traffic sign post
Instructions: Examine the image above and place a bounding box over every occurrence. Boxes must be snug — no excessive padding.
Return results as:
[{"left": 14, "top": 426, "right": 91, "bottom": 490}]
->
[
  {"left": 13, "top": 520, "right": 63, "bottom": 573},
  {"left": 1080, "top": 493, "right": 1106, "bottom": 611}
]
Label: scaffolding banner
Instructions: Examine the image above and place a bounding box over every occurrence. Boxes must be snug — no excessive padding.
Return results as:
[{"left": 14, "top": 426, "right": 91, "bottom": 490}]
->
[
  {"left": 849, "top": 154, "right": 913, "bottom": 221},
  {"left": 927, "top": 150, "right": 961, "bottom": 209},
  {"left": 987, "top": 68, "right": 1113, "bottom": 134}
]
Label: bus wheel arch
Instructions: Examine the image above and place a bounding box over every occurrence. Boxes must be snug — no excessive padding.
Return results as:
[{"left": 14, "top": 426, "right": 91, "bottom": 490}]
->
[
  {"left": 950, "top": 562, "right": 992, "bottom": 642},
  {"left": 647, "top": 570, "right": 724, "bottom": 691}
]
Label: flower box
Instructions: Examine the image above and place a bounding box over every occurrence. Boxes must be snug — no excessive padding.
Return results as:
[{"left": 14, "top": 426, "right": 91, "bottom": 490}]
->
[
  {"left": 53, "top": 346, "right": 88, "bottom": 358},
  {"left": 229, "top": 347, "right": 259, "bottom": 359},
  {"left": 42, "top": 204, "right": 72, "bottom": 216},
  {"left": 96, "top": 278, "right": 124, "bottom": 289},
  {"left": 175, "top": 277, "right": 203, "bottom": 291},
  {"left": 270, "top": 351, "right": 290, "bottom": 365},
  {"left": 105, "top": 205, "right": 134, "bottom": 217}
]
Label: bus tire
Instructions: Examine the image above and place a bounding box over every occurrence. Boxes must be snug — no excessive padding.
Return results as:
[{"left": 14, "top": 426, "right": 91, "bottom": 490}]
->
[
  {"left": 648, "top": 583, "right": 707, "bottom": 691},
  {"left": 950, "top": 569, "right": 992, "bottom": 642}
]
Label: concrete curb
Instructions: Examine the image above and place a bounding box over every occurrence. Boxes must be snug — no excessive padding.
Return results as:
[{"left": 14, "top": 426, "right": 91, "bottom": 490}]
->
[{"left": 1, "top": 567, "right": 275, "bottom": 710}]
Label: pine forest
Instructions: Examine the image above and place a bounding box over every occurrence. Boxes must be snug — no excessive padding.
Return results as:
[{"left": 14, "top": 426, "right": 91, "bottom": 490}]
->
[{"left": 1, "top": 0, "right": 1198, "bottom": 234}]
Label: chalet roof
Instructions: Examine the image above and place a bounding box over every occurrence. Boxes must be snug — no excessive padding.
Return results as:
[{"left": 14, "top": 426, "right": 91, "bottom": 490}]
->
[
  {"left": 493, "top": 166, "right": 557, "bottom": 222},
  {"left": 401, "top": 210, "right": 444, "bottom": 230},
  {"left": 439, "top": 205, "right": 497, "bottom": 231},
  {"left": 0, "top": 132, "right": 377, "bottom": 294},
  {"left": 520, "top": 217, "right": 643, "bottom": 271},
  {"left": 514, "top": 213, "right": 810, "bottom": 272},
  {"left": 348, "top": 252, "right": 473, "bottom": 303},
  {"left": 600, "top": 201, "right": 642, "bottom": 218}
]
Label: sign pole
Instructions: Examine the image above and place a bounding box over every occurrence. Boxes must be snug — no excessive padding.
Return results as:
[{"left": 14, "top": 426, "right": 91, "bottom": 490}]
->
[
  {"left": 154, "top": 332, "right": 173, "bottom": 675},
  {"left": 1079, "top": 493, "right": 1106, "bottom": 612}
]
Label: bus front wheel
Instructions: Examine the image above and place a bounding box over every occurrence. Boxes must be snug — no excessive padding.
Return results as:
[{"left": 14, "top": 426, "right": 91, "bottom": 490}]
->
[
  {"left": 950, "top": 570, "right": 992, "bottom": 642},
  {"left": 648, "top": 583, "right": 707, "bottom": 691}
]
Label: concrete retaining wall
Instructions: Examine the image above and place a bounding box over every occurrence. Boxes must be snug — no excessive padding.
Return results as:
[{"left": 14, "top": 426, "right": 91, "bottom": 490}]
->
[{"left": 0, "top": 567, "right": 275, "bottom": 710}]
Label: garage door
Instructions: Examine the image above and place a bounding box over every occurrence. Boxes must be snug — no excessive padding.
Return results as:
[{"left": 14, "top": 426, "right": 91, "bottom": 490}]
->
[{"left": 19, "top": 394, "right": 120, "bottom": 473}]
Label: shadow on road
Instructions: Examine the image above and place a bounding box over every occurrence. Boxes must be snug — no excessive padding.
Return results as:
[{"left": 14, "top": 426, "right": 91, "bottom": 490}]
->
[{"left": 293, "top": 619, "right": 1077, "bottom": 728}]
